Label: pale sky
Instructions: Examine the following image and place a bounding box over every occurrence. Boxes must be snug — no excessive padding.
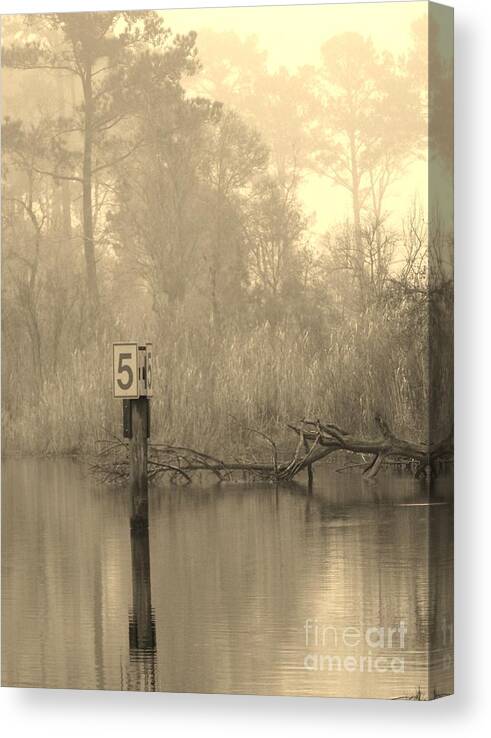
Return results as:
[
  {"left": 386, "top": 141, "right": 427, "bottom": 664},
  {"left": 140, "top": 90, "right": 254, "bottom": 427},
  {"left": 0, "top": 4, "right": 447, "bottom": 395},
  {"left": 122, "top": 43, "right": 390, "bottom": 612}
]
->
[
  {"left": 164, "top": 1, "right": 425, "bottom": 70},
  {"left": 162, "top": 1, "right": 428, "bottom": 234}
]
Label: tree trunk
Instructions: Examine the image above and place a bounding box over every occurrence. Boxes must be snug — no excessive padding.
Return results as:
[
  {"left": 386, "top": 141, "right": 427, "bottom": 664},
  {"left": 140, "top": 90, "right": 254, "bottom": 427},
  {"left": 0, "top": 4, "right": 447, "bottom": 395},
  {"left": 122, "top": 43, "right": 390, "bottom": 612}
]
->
[
  {"left": 210, "top": 193, "right": 222, "bottom": 332},
  {"left": 56, "top": 75, "right": 72, "bottom": 238},
  {"left": 349, "top": 132, "right": 366, "bottom": 309},
  {"left": 82, "top": 65, "right": 100, "bottom": 311}
]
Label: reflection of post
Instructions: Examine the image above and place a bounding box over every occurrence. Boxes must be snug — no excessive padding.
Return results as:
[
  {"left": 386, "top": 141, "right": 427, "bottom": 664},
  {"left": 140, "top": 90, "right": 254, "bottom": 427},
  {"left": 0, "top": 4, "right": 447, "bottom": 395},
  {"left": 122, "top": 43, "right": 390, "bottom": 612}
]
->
[
  {"left": 130, "top": 398, "right": 149, "bottom": 520},
  {"left": 129, "top": 514, "right": 156, "bottom": 689}
]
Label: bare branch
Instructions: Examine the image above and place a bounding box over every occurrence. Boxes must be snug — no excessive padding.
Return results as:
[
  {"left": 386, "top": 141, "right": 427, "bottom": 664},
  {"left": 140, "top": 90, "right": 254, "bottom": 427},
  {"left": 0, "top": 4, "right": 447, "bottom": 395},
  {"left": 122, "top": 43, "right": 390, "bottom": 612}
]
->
[{"left": 91, "top": 415, "right": 453, "bottom": 486}]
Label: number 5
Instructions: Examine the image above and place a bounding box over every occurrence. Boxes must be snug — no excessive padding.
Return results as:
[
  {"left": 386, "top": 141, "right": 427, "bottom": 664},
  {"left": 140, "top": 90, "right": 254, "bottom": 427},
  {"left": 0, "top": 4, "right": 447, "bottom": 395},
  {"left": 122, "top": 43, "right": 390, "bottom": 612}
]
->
[{"left": 117, "top": 353, "right": 133, "bottom": 390}]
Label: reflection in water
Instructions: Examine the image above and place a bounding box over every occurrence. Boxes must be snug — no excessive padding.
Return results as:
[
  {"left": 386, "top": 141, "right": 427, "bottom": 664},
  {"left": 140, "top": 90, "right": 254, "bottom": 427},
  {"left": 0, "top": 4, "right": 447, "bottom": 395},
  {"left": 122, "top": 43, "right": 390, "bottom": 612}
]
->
[
  {"left": 127, "top": 515, "right": 157, "bottom": 692},
  {"left": 1, "top": 458, "right": 453, "bottom": 698}
]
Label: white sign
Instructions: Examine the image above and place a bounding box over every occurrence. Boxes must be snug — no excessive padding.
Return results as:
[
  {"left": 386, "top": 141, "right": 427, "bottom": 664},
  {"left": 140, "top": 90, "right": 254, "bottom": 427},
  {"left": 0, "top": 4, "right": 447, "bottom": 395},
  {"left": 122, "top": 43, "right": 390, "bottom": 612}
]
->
[{"left": 113, "top": 342, "right": 139, "bottom": 399}]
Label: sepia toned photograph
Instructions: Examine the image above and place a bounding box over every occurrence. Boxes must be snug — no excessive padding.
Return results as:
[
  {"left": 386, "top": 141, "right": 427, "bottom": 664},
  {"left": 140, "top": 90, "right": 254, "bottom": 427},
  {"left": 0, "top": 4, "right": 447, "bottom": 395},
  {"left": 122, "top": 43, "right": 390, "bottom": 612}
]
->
[{"left": 1, "top": 1, "right": 453, "bottom": 700}]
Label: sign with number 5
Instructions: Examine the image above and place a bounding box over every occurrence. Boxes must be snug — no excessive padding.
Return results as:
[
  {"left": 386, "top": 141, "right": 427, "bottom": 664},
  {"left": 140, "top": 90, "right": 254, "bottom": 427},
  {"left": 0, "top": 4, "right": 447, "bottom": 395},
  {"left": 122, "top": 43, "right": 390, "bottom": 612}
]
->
[{"left": 113, "top": 342, "right": 139, "bottom": 398}]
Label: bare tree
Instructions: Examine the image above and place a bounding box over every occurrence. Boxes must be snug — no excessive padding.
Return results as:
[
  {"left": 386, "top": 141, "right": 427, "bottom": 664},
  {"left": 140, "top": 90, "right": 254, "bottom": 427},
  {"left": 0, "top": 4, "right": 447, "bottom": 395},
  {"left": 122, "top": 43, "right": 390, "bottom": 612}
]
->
[{"left": 308, "top": 33, "right": 424, "bottom": 256}]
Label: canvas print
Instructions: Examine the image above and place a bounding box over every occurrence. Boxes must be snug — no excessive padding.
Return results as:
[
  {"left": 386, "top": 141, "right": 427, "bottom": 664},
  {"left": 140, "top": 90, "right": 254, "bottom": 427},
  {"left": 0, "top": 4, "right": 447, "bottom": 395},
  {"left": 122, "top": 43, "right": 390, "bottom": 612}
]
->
[{"left": 1, "top": 2, "right": 453, "bottom": 699}]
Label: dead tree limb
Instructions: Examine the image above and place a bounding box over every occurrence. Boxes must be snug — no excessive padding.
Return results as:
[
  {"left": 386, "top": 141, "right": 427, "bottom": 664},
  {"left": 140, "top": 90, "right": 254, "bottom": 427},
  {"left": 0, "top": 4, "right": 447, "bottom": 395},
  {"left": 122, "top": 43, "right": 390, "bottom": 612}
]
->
[
  {"left": 289, "top": 414, "right": 453, "bottom": 480},
  {"left": 91, "top": 416, "right": 453, "bottom": 486}
]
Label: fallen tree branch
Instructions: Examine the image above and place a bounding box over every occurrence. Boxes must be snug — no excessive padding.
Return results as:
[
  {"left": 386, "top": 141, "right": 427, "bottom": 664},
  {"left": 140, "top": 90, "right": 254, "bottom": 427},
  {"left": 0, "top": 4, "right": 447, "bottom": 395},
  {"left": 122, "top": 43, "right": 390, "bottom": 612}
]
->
[
  {"left": 289, "top": 416, "right": 453, "bottom": 480},
  {"left": 90, "top": 416, "right": 453, "bottom": 485}
]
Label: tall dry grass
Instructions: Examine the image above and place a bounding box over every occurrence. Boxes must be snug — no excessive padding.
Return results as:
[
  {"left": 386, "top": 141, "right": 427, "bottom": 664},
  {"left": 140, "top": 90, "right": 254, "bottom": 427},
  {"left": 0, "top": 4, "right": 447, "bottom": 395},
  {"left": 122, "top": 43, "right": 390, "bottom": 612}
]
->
[{"left": 2, "top": 312, "right": 438, "bottom": 457}]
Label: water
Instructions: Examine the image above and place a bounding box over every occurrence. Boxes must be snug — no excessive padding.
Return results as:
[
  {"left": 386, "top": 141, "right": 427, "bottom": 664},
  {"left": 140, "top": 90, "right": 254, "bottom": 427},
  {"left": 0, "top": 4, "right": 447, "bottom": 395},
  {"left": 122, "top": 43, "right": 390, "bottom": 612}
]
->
[{"left": 1, "top": 458, "right": 453, "bottom": 699}]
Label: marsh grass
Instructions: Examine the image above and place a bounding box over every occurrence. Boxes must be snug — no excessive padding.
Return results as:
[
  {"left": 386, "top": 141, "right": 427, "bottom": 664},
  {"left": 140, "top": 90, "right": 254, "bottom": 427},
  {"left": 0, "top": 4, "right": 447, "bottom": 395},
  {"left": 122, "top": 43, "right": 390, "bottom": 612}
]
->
[{"left": 2, "top": 315, "right": 440, "bottom": 457}]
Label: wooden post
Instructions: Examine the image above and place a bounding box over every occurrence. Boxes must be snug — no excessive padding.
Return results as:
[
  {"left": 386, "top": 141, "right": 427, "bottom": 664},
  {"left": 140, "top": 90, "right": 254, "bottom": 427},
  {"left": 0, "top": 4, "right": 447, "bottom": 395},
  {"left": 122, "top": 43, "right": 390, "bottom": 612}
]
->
[{"left": 130, "top": 397, "right": 149, "bottom": 520}]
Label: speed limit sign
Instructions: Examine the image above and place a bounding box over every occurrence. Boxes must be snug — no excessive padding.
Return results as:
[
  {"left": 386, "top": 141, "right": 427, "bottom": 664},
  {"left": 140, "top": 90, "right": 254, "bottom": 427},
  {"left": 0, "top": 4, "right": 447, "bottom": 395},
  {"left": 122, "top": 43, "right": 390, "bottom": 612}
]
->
[{"left": 113, "top": 342, "right": 139, "bottom": 398}]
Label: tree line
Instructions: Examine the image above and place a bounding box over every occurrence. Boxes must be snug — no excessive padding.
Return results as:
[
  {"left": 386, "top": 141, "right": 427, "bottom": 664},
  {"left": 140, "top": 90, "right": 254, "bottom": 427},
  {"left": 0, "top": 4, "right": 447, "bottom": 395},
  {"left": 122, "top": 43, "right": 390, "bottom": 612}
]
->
[{"left": 1, "top": 12, "right": 452, "bottom": 456}]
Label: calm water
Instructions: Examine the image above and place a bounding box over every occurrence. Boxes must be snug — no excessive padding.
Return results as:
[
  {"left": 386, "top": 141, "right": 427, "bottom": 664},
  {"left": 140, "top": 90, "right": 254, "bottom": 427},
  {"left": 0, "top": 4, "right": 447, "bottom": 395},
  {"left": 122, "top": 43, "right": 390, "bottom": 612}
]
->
[{"left": 1, "top": 458, "right": 453, "bottom": 699}]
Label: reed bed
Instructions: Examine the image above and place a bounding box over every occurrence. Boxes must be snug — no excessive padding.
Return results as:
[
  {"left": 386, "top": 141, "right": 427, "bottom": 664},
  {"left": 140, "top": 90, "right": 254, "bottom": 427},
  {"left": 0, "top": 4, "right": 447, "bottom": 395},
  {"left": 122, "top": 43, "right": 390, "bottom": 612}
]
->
[{"left": 2, "top": 312, "right": 446, "bottom": 458}]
